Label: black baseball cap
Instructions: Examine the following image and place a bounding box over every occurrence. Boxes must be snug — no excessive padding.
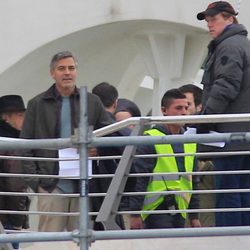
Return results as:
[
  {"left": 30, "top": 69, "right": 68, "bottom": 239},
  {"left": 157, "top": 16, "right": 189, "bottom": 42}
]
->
[{"left": 197, "top": 1, "right": 238, "bottom": 20}]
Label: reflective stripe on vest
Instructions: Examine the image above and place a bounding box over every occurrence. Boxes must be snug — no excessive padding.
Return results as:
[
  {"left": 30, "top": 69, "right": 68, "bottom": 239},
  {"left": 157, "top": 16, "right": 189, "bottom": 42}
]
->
[{"left": 141, "top": 128, "right": 196, "bottom": 220}]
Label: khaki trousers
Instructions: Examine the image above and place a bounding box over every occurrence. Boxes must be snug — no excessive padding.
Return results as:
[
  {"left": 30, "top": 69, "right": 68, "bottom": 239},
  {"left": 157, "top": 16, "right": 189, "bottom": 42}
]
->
[{"left": 38, "top": 187, "right": 79, "bottom": 232}]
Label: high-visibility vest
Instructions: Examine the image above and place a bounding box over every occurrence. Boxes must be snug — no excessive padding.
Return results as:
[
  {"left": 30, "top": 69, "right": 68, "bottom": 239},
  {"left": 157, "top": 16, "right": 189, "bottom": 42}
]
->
[{"left": 141, "top": 128, "right": 196, "bottom": 221}]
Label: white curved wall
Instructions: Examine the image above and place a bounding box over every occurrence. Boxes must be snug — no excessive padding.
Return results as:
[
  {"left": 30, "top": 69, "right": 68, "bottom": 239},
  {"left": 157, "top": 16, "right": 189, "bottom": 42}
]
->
[{"left": 0, "top": 0, "right": 247, "bottom": 114}]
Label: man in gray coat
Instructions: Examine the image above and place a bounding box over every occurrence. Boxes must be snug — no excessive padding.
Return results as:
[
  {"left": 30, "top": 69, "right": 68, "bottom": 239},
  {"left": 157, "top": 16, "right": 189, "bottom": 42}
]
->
[
  {"left": 197, "top": 1, "right": 250, "bottom": 226},
  {"left": 21, "top": 51, "right": 111, "bottom": 231}
]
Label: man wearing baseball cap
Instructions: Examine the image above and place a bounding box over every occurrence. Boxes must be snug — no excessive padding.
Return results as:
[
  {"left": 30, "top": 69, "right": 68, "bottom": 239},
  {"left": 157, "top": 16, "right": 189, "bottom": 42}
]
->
[
  {"left": 197, "top": 1, "right": 238, "bottom": 21},
  {"left": 196, "top": 1, "right": 250, "bottom": 227}
]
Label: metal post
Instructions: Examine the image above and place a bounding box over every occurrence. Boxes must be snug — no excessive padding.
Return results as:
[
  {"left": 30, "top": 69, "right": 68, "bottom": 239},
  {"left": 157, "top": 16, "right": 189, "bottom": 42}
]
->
[
  {"left": 79, "top": 86, "right": 90, "bottom": 250},
  {"left": 96, "top": 119, "right": 149, "bottom": 229}
]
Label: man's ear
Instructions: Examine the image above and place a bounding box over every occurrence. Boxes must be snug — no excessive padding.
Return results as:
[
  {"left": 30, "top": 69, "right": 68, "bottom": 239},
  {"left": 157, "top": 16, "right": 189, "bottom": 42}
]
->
[
  {"left": 50, "top": 69, "right": 55, "bottom": 80},
  {"left": 196, "top": 104, "right": 202, "bottom": 113},
  {"left": 113, "top": 99, "right": 118, "bottom": 110},
  {"left": 227, "top": 16, "right": 234, "bottom": 25},
  {"left": 161, "top": 106, "right": 167, "bottom": 116}
]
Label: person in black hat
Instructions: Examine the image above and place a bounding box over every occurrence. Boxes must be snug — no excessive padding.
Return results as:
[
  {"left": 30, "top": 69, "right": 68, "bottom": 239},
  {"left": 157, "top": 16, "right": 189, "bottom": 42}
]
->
[
  {"left": 0, "top": 95, "right": 26, "bottom": 133},
  {"left": 196, "top": 1, "right": 250, "bottom": 227},
  {"left": 0, "top": 94, "right": 28, "bottom": 249}
]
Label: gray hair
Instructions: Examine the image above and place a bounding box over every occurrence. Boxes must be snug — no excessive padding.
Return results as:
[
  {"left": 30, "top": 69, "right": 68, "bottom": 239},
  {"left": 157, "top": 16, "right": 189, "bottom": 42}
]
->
[{"left": 50, "top": 51, "right": 78, "bottom": 71}]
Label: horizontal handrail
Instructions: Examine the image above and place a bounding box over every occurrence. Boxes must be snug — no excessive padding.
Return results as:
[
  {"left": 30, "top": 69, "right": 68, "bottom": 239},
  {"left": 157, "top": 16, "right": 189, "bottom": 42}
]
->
[
  {"left": 94, "top": 114, "right": 250, "bottom": 136},
  {"left": 91, "top": 226, "right": 250, "bottom": 240},
  {"left": 0, "top": 113, "right": 250, "bottom": 150},
  {"left": 1, "top": 169, "right": 250, "bottom": 178}
]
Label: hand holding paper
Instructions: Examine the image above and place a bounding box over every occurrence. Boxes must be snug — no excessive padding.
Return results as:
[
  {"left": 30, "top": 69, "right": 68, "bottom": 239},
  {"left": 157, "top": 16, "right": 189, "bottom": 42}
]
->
[{"left": 58, "top": 148, "right": 92, "bottom": 178}]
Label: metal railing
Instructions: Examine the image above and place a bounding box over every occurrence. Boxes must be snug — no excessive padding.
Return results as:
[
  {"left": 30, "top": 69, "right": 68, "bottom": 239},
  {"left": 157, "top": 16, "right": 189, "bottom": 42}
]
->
[{"left": 1, "top": 86, "right": 250, "bottom": 249}]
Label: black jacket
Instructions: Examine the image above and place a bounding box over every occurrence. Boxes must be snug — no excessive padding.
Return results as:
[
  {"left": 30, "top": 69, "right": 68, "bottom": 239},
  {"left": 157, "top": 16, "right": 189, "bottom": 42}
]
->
[
  {"left": 199, "top": 24, "right": 250, "bottom": 151},
  {"left": 20, "top": 84, "right": 111, "bottom": 192},
  {"left": 0, "top": 120, "right": 29, "bottom": 228}
]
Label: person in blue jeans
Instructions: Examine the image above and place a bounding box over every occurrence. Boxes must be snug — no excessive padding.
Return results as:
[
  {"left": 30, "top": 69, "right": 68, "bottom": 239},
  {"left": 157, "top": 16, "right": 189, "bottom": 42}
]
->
[
  {"left": 213, "top": 156, "right": 250, "bottom": 226},
  {"left": 196, "top": 1, "right": 250, "bottom": 226}
]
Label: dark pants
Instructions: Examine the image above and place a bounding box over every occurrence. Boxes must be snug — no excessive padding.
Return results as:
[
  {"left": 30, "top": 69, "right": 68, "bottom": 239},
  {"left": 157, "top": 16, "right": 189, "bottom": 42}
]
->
[
  {"left": 144, "top": 198, "right": 185, "bottom": 229},
  {"left": 213, "top": 155, "right": 250, "bottom": 226}
]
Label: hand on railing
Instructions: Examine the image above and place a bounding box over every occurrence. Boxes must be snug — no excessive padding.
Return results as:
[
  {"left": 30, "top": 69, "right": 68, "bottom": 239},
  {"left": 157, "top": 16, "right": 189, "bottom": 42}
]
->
[
  {"left": 88, "top": 147, "right": 98, "bottom": 157},
  {"left": 189, "top": 218, "right": 201, "bottom": 227},
  {"left": 130, "top": 215, "right": 144, "bottom": 229}
]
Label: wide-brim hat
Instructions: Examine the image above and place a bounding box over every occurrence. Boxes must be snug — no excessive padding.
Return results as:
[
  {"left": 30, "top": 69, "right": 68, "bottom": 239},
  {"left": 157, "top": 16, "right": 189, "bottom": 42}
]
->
[
  {"left": 197, "top": 1, "right": 238, "bottom": 20},
  {"left": 0, "top": 95, "right": 26, "bottom": 113}
]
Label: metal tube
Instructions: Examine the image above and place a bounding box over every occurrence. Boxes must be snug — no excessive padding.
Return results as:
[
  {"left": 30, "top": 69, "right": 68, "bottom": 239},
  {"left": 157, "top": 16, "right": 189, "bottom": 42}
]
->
[
  {"left": 2, "top": 206, "right": 250, "bottom": 217},
  {"left": 2, "top": 167, "right": 250, "bottom": 178},
  {"left": 90, "top": 132, "right": 250, "bottom": 147},
  {"left": 122, "top": 207, "right": 250, "bottom": 215},
  {"left": 0, "top": 122, "right": 250, "bottom": 150},
  {"left": 91, "top": 226, "right": 250, "bottom": 241},
  {"left": 1, "top": 226, "right": 250, "bottom": 244},
  {"left": 93, "top": 113, "right": 250, "bottom": 137},
  {"left": 0, "top": 137, "right": 72, "bottom": 150},
  {"left": 1, "top": 113, "right": 250, "bottom": 150},
  {"left": 122, "top": 188, "right": 250, "bottom": 195},
  {"left": 2, "top": 148, "right": 250, "bottom": 161},
  {"left": 0, "top": 232, "right": 74, "bottom": 243},
  {"left": 117, "top": 207, "right": 250, "bottom": 214},
  {"left": 0, "top": 210, "right": 79, "bottom": 216},
  {"left": 78, "top": 86, "right": 90, "bottom": 250}
]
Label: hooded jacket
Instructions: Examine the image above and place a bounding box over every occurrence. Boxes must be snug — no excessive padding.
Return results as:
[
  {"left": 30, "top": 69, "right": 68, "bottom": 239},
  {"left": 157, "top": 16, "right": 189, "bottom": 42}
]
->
[{"left": 200, "top": 24, "right": 250, "bottom": 151}]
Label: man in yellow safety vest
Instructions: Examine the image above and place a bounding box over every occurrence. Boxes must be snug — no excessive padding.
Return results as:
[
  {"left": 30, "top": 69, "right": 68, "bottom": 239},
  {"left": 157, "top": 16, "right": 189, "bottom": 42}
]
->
[{"left": 130, "top": 88, "right": 201, "bottom": 229}]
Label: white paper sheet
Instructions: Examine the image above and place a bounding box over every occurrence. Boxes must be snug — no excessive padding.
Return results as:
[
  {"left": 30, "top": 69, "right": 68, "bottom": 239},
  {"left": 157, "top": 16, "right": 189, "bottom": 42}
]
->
[
  {"left": 58, "top": 148, "right": 92, "bottom": 177},
  {"left": 184, "top": 127, "right": 225, "bottom": 148}
]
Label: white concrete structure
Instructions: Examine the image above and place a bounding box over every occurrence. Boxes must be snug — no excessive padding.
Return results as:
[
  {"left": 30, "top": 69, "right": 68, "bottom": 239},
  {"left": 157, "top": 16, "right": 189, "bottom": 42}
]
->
[
  {"left": 2, "top": 0, "right": 246, "bottom": 115},
  {"left": 1, "top": 0, "right": 247, "bottom": 114}
]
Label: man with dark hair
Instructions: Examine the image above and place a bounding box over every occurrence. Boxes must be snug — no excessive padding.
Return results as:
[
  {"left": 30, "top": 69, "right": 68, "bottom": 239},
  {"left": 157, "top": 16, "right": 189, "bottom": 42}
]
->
[
  {"left": 129, "top": 89, "right": 200, "bottom": 229},
  {"left": 179, "top": 84, "right": 202, "bottom": 115},
  {"left": 21, "top": 51, "right": 111, "bottom": 231},
  {"left": 0, "top": 95, "right": 29, "bottom": 249},
  {"left": 92, "top": 82, "right": 118, "bottom": 116},
  {"left": 179, "top": 84, "right": 215, "bottom": 227},
  {"left": 160, "top": 88, "right": 187, "bottom": 108},
  {"left": 197, "top": 1, "right": 250, "bottom": 226},
  {"left": 91, "top": 82, "right": 123, "bottom": 229}
]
